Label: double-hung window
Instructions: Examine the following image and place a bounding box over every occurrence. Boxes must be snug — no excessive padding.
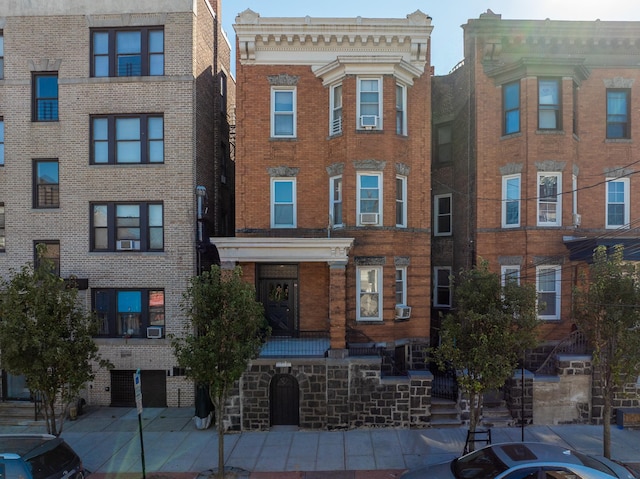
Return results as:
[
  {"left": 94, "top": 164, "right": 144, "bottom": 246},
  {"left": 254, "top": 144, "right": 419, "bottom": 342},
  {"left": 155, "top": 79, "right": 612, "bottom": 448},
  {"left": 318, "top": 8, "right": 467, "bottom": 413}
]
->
[
  {"left": 34, "top": 240, "right": 60, "bottom": 276},
  {"left": 537, "top": 173, "right": 562, "bottom": 226},
  {"left": 434, "top": 194, "right": 452, "bottom": 236},
  {"left": 395, "top": 267, "right": 407, "bottom": 306},
  {"left": 330, "top": 84, "right": 342, "bottom": 135},
  {"left": 33, "top": 159, "right": 59, "bottom": 208},
  {"left": 94, "top": 289, "right": 165, "bottom": 338},
  {"left": 502, "top": 174, "right": 521, "bottom": 228},
  {"left": 396, "top": 176, "right": 407, "bottom": 228},
  {"left": 91, "top": 202, "right": 163, "bottom": 252},
  {"left": 434, "top": 267, "right": 452, "bottom": 308},
  {"left": 503, "top": 81, "right": 520, "bottom": 135},
  {"left": 0, "top": 203, "right": 5, "bottom": 252},
  {"left": 396, "top": 83, "right": 407, "bottom": 135},
  {"left": 538, "top": 78, "right": 561, "bottom": 130},
  {"left": 357, "top": 173, "right": 382, "bottom": 226},
  {"left": 606, "top": 89, "right": 630, "bottom": 139},
  {"left": 92, "top": 28, "right": 164, "bottom": 77},
  {"left": 91, "top": 114, "right": 164, "bottom": 164},
  {"left": 358, "top": 77, "right": 381, "bottom": 129},
  {"left": 357, "top": 265, "right": 382, "bottom": 321},
  {"left": 0, "top": 118, "right": 4, "bottom": 165},
  {"left": 271, "top": 88, "right": 296, "bottom": 138},
  {"left": 33, "top": 73, "right": 58, "bottom": 121},
  {"left": 606, "top": 177, "right": 630, "bottom": 229},
  {"left": 271, "top": 178, "right": 296, "bottom": 228},
  {"left": 501, "top": 265, "right": 520, "bottom": 286},
  {"left": 330, "top": 175, "right": 343, "bottom": 228},
  {"left": 537, "top": 266, "right": 561, "bottom": 320}
]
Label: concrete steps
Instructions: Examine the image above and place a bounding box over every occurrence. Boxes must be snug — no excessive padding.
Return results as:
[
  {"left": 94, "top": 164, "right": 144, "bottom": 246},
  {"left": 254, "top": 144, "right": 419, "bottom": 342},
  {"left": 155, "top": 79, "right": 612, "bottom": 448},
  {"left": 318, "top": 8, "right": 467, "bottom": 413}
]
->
[
  {"left": 481, "top": 400, "right": 514, "bottom": 428},
  {"left": 0, "top": 401, "right": 43, "bottom": 426},
  {"left": 430, "top": 397, "right": 462, "bottom": 427}
]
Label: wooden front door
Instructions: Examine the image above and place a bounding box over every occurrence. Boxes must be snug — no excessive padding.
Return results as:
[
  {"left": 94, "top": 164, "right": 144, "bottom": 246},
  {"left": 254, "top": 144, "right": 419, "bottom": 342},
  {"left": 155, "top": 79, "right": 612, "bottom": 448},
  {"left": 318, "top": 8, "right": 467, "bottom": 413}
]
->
[{"left": 270, "top": 374, "right": 299, "bottom": 426}]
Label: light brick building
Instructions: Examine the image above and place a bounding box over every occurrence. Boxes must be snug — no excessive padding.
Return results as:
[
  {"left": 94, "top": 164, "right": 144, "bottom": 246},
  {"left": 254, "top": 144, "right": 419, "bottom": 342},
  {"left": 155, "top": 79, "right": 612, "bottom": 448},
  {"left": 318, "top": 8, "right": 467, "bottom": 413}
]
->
[{"left": 0, "top": 0, "right": 234, "bottom": 407}]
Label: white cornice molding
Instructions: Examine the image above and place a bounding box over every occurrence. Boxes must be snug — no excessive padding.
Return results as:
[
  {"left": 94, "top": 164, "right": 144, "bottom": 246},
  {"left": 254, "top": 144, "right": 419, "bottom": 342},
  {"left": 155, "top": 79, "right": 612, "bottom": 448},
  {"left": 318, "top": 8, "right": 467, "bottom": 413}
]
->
[
  {"left": 313, "top": 55, "right": 424, "bottom": 86},
  {"left": 213, "top": 237, "right": 355, "bottom": 264},
  {"left": 234, "top": 9, "right": 432, "bottom": 70}
]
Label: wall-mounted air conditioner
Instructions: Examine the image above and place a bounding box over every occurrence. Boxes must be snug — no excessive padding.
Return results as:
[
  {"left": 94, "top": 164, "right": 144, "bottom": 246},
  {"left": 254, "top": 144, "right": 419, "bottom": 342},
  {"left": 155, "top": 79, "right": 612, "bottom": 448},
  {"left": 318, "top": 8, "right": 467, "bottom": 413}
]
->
[
  {"left": 360, "top": 115, "right": 378, "bottom": 129},
  {"left": 395, "top": 305, "right": 412, "bottom": 320},
  {"left": 359, "top": 212, "right": 379, "bottom": 225},
  {"left": 572, "top": 213, "right": 582, "bottom": 227},
  {"left": 116, "top": 239, "right": 140, "bottom": 251},
  {"left": 147, "top": 326, "right": 163, "bottom": 339}
]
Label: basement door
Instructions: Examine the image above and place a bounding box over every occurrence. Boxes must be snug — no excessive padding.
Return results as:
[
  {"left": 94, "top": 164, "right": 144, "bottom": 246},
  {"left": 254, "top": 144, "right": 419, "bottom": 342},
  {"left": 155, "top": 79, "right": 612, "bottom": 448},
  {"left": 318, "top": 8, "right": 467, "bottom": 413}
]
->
[{"left": 270, "top": 374, "right": 299, "bottom": 426}]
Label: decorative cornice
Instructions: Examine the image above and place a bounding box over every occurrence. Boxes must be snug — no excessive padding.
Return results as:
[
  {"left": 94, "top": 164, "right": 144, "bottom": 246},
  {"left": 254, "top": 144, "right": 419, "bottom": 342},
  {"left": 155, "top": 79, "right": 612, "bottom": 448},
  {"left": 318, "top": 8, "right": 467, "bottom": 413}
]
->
[
  {"left": 268, "top": 74, "right": 299, "bottom": 86},
  {"left": 354, "top": 159, "right": 386, "bottom": 171},
  {"left": 267, "top": 166, "right": 299, "bottom": 177}
]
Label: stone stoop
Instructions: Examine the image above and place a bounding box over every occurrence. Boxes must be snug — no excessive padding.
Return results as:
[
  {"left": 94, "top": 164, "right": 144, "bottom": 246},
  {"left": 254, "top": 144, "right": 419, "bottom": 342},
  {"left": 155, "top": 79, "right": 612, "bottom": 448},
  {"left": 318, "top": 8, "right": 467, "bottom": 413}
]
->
[
  {"left": 430, "top": 397, "right": 462, "bottom": 427},
  {"left": 0, "top": 401, "right": 43, "bottom": 426},
  {"left": 481, "top": 400, "right": 515, "bottom": 428}
]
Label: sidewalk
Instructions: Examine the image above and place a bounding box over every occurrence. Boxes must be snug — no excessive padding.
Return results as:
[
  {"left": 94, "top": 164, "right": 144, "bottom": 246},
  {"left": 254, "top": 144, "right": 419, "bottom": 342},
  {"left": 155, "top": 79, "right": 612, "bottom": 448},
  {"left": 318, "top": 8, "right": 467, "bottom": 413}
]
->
[{"left": 3, "top": 407, "right": 640, "bottom": 478}]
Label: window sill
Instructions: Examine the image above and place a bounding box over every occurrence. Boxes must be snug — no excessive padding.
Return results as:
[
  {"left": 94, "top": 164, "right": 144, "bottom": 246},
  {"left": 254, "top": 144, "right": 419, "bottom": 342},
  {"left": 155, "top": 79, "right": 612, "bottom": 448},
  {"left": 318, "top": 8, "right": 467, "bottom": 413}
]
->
[
  {"left": 355, "top": 319, "right": 384, "bottom": 324},
  {"left": 500, "top": 132, "right": 522, "bottom": 140},
  {"left": 270, "top": 137, "right": 297, "bottom": 141},
  {"left": 535, "top": 129, "right": 565, "bottom": 135},
  {"left": 355, "top": 129, "right": 384, "bottom": 134},
  {"left": 605, "top": 138, "right": 632, "bottom": 143}
]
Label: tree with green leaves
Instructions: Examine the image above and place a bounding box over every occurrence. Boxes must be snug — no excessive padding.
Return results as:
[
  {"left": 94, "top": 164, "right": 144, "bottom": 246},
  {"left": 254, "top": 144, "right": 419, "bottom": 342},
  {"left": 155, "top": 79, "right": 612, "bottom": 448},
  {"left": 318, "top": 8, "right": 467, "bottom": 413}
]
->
[
  {"left": 0, "top": 246, "right": 111, "bottom": 436},
  {"left": 172, "top": 265, "right": 269, "bottom": 479},
  {"left": 573, "top": 244, "right": 640, "bottom": 459},
  {"left": 432, "top": 260, "right": 538, "bottom": 446}
]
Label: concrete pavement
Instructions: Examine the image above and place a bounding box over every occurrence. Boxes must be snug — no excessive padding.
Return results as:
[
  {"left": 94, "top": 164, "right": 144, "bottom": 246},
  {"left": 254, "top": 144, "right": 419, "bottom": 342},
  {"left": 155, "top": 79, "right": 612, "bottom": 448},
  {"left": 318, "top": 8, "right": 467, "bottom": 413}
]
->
[{"left": 2, "top": 406, "right": 640, "bottom": 478}]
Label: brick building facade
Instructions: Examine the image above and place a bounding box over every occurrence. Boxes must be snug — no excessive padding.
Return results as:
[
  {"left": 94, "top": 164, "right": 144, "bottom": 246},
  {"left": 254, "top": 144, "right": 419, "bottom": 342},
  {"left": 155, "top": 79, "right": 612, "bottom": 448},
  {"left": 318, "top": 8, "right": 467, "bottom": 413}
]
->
[{"left": 0, "top": 0, "right": 234, "bottom": 406}]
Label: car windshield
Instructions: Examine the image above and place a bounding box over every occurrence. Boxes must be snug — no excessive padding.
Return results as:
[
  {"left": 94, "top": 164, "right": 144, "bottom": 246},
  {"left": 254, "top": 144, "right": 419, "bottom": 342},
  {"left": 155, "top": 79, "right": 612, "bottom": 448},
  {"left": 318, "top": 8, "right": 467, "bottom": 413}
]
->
[
  {"left": 572, "top": 451, "right": 617, "bottom": 477},
  {"left": 453, "top": 447, "right": 509, "bottom": 479}
]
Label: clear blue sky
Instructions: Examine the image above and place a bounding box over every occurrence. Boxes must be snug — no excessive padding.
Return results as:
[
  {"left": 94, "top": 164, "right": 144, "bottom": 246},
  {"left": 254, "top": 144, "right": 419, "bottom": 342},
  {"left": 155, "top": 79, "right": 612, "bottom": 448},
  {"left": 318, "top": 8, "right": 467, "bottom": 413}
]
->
[{"left": 222, "top": 0, "right": 640, "bottom": 76}]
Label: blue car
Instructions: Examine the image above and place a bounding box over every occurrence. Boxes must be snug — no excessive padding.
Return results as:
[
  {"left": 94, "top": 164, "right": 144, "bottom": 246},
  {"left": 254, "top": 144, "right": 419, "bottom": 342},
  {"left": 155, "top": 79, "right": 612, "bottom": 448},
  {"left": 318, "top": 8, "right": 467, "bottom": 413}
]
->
[{"left": 0, "top": 434, "right": 86, "bottom": 479}]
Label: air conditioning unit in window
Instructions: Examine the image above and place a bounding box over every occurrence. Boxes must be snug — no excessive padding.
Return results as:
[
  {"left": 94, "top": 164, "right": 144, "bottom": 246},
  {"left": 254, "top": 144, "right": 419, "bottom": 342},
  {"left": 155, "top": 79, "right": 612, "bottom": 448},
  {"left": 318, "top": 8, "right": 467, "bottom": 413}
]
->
[
  {"left": 147, "top": 326, "right": 163, "bottom": 339},
  {"left": 360, "top": 115, "right": 378, "bottom": 129},
  {"left": 572, "top": 213, "right": 582, "bottom": 227},
  {"left": 395, "top": 305, "right": 412, "bottom": 320},
  {"left": 359, "top": 212, "right": 379, "bottom": 225},
  {"left": 116, "top": 240, "right": 140, "bottom": 251}
]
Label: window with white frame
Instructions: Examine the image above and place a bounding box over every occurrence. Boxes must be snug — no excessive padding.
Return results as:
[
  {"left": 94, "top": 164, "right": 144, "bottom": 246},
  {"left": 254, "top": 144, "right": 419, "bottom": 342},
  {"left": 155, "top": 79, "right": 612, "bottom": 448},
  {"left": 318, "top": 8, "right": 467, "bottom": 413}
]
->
[
  {"left": 538, "top": 78, "right": 561, "bottom": 130},
  {"left": 501, "top": 265, "right": 520, "bottom": 286},
  {"left": 537, "top": 265, "right": 561, "bottom": 320},
  {"left": 357, "top": 77, "right": 381, "bottom": 130},
  {"left": 434, "top": 194, "right": 452, "bottom": 236},
  {"left": 434, "top": 266, "right": 452, "bottom": 308},
  {"left": 537, "top": 173, "right": 562, "bottom": 226},
  {"left": 271, "top": 178, "right": 296, "bottom": 228},
  {"left": 395, "top": 266, "right": 407, "bottom": 305},
  {"left": 330, "top": 83, "right": 342, "bottom": 135},
  {"left": 396, "top": 175, "right": 407, "bottom": 228},
  {"left": 330, "top": 175, "right": 343, "bottom": 228},
  {"left": 572, "top": 174, "right": 578, "bottom": 222},
  {"left": 271, "top": 87, "right": 296, "bottom": 138},
  {"left": 502, "top": 174, "right": 521, "bottom": 228},
  {"left": 357, "top": 173, "right": 382, "bottom": 226},
  {"left": 606, "top": 177, "right": 630, "bottom": 229},
  {"left": 357, "top": 265, "right": 382, "bottom": 321},
  {"left": 396, "top": 83, "right": 407, "bottom": 135}
]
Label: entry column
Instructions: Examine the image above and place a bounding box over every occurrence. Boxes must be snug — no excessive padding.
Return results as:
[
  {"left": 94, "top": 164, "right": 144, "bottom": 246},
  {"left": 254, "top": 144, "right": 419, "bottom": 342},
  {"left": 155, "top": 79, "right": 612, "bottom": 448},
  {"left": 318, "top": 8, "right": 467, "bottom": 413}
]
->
[{"left": 328, "top": 262, "right": 347, "bottom": 352}]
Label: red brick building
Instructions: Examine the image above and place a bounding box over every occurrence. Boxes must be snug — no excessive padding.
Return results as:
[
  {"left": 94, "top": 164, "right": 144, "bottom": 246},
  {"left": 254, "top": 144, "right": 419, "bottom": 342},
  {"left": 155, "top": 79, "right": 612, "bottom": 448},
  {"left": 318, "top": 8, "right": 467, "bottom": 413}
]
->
[{"left": 433, "top": 10, "right": 640, "bottom": 359}]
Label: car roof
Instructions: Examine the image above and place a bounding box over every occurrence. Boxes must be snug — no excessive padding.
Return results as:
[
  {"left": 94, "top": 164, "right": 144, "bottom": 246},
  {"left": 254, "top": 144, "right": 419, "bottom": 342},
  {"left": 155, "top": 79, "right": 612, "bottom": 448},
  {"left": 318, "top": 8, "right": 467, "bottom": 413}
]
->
[
  {"left": 490, "top": 442, "right": 583, "bottom": 467},
  {"left": 0, "top": 434, "right": 58, "bottom": 458}
]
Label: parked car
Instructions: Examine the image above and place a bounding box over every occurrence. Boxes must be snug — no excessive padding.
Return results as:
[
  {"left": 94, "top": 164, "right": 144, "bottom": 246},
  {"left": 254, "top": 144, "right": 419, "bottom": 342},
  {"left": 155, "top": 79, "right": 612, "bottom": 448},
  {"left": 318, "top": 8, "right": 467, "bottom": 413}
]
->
[
  {"left": 0, "top": 434, "right": 86, "bottom": 479},
  {"left": 400, "top": 442, "right": 637, "bottom": 479}
]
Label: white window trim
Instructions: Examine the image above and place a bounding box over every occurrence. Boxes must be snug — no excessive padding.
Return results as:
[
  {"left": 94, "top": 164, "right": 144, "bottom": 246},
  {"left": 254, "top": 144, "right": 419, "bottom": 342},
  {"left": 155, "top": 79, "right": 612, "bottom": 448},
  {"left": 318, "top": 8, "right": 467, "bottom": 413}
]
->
[
  {"left": 396, "top": 82, "right": 407, "bottom": 136},
  {"left": 434, "top": 266, "right": 452, "bottom": 308},
  {"left": 502, "top": 174, "right": 521, "bottom": 228},
  {"left": 606, "top": 177, "right": 630, "bottom": 229},
  {"left": 270, "top": 178, "right": 296, "bottom": 228},
  {"left": 536, "top": 265, "right": 561, "bottom": 320},
  {"left": 357, "top": 265, "right": 383, "bottom": 322},
  {"left": 434, "top": 193, "right": 452, "bottom": 236},
  {"left": 357, "top": 76, "right": 382, "bottom": 130},
  {"left": 395, "top": 266, "right": 407, "bottom": 306},
  {"left": 396, "top": 175, "right": 407, "bottom": 228},
  {"left": 330, "top": 83, "right": 342, "bottom": 136},
  {"left": 501, "top": 265, "right": 521, "bottom": 286},
  {"left": 537, "top": 172, "right": 562, "bottom": 227},
  {"left": 357, "top": 172, "right": 383, "bottom": 226},
  {"left": 329, "top": 175, "right": 343, "bottom": 228},
  {"left": 271, "top": 87, "right": 296, "bottom": 138},
  {"left": 572, "top": 174, "right": 578, "bottom": 217}
]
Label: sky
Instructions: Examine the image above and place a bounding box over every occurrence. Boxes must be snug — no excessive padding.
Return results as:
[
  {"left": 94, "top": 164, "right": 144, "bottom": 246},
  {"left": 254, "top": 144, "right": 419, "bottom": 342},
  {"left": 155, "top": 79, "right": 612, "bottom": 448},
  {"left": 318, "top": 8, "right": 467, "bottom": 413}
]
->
[{"left": 222, "top": 0, "right": 640, "bottom": 77}]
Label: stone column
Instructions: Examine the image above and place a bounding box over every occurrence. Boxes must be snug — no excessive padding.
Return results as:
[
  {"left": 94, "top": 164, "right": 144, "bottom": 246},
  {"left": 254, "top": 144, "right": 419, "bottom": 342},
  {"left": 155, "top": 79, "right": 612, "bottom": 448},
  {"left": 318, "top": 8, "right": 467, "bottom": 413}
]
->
[{"left": 328, "top": 262, "right": 347, "bottom": 352}]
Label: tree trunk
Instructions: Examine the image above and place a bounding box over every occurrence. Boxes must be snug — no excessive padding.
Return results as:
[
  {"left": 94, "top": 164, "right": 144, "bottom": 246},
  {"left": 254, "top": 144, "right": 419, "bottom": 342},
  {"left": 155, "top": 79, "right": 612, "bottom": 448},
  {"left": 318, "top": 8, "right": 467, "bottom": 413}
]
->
[
  {"left": 215, "top": 393, "right": 225, "bottom": 479},
  {"left": 467, "top": 390, "right": 481, "bottom": 452},
  {"left": 603, "top": 393, "right": 612, "bottom": 459}
]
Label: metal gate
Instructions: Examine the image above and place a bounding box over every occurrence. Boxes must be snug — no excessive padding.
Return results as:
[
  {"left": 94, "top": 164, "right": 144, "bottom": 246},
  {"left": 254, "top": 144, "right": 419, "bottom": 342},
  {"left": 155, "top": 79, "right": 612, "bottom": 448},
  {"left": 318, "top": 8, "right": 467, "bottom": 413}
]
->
[
  {"left": 110, "top": 370, "right": 167, "bottom": 407},
  {"left": 270, "top": 374, "right": 299, "bottom": 426}
]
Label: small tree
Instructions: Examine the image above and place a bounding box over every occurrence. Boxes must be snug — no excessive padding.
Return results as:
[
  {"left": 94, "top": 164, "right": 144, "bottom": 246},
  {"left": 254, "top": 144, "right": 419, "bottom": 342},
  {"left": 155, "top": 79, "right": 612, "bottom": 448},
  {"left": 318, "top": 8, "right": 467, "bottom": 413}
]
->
[
  {"left": 0, "top": 247, "right": 110, "bottom": 436},
  {"left": 433, "top": 260, "right": 538, "bottom": 446},
  {"left": 172, "top": 266, "right": 269, "bottom": 479},
  {"left": 574, "top": 244, "right": 640, "bottom": 459}
]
